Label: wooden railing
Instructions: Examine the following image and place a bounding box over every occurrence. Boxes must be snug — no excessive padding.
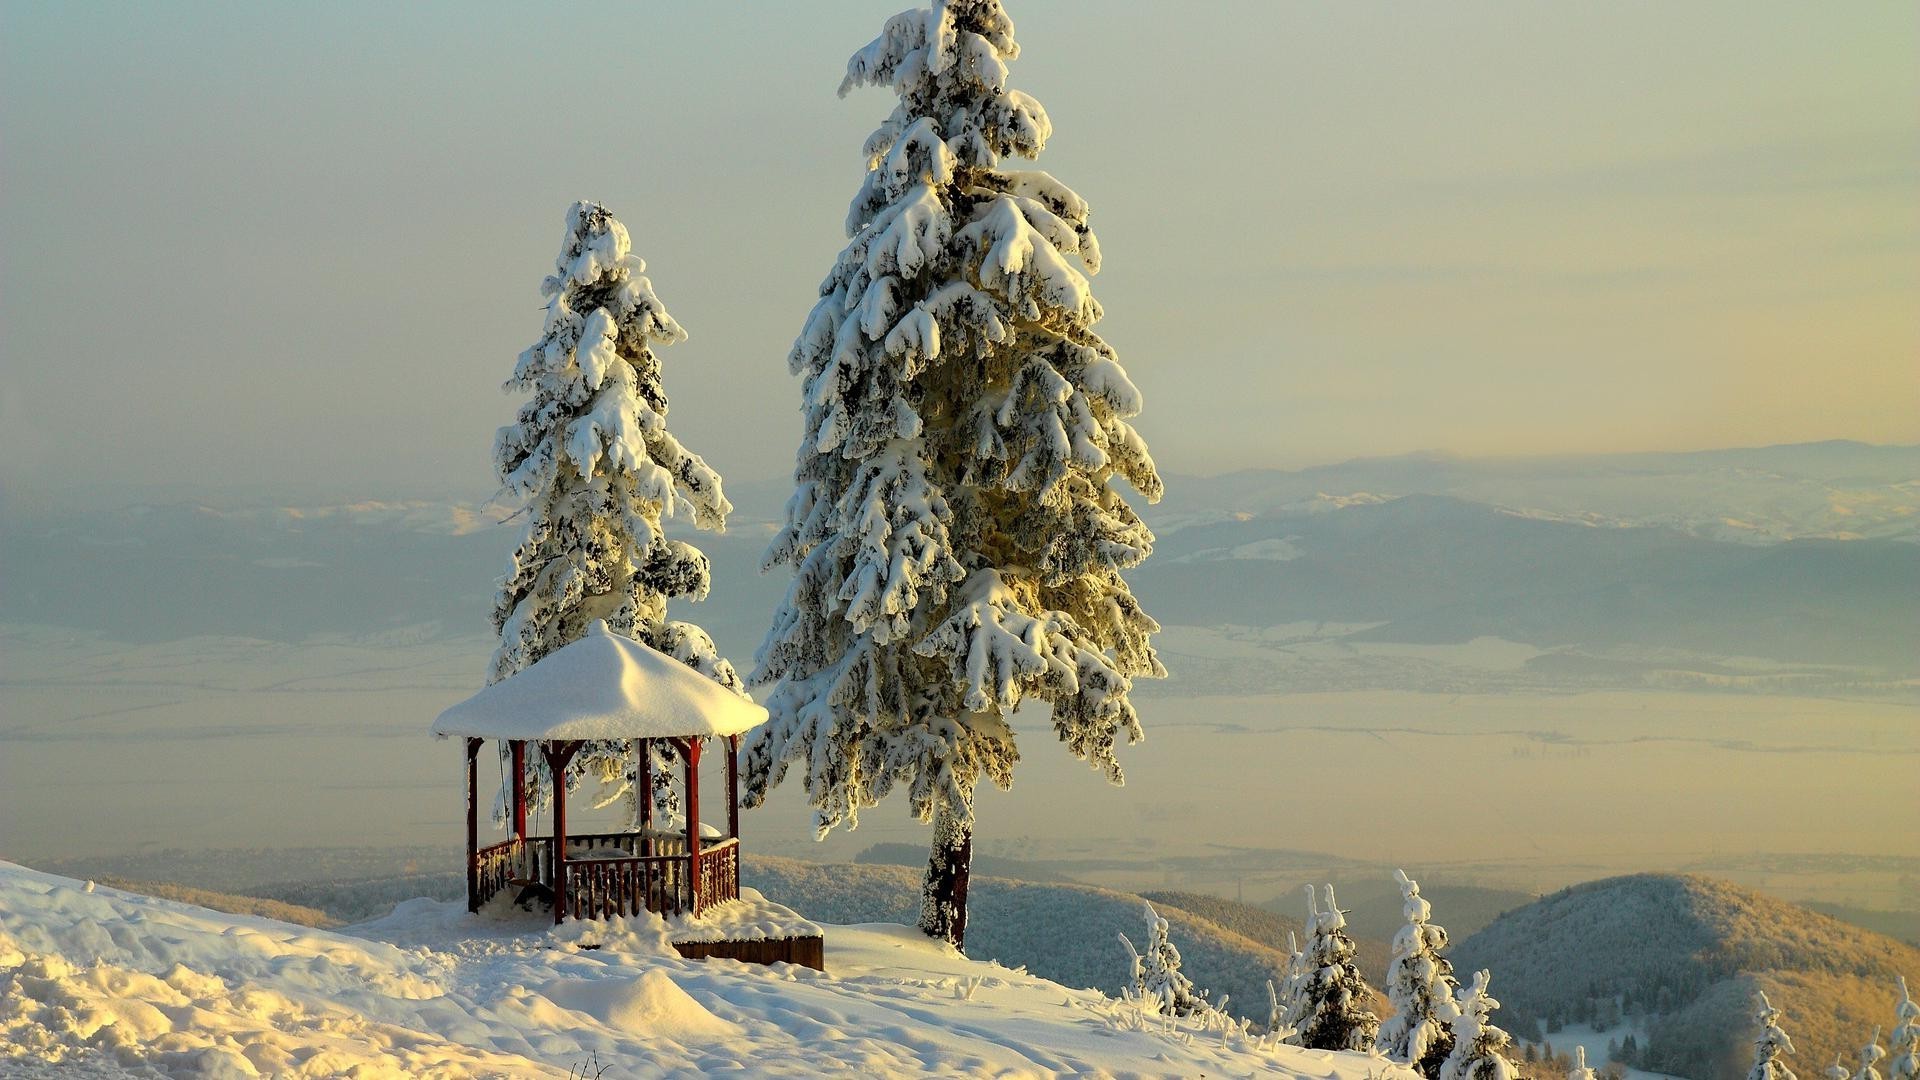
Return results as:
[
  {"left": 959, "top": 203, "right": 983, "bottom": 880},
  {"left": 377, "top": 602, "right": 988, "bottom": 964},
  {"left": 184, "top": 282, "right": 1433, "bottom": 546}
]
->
[
  {"left": 562, "top": 855, "right": 688, "bottom": 919},
  {"left": 694, "top": 838, "right": 741, "bottom": 917},
  {"left": 473, "top": 833, "right": 740, "bottom": 920}
]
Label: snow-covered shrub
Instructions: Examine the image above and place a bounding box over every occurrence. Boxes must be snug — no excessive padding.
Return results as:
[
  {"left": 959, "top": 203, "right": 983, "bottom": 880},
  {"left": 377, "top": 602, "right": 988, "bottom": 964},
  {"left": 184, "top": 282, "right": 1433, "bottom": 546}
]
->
[
  {"left": 1380, "top": 869, "right": 1461, "bottom": 1075},
  {"left": 1295, "top": 884, "right": 1380, "bottom": 1051},
  {"left": 743, "top": 0, "right": 1163, "bottom": 949},
  {"left": 489, "top": 201, "right": 742, "bottom": 819}
]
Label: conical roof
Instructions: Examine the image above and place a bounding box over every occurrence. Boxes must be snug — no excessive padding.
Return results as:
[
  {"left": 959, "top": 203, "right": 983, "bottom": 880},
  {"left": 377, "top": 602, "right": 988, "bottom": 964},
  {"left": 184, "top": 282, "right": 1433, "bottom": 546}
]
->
[{"left": 431, "top": 621, "right": 764, "bottom": 741}]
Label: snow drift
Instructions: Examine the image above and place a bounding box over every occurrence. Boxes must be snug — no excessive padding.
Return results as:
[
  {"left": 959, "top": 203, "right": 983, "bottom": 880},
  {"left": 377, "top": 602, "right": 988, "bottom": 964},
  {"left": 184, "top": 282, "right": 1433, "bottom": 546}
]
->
[{"left": 0, "top": 861, "right": 1404, "bottom": 1078}]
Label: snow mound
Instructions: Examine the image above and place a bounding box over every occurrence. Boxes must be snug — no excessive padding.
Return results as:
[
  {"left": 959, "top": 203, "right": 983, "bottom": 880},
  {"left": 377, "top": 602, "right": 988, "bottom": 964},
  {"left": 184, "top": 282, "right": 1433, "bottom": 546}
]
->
[
  {"left": 1, "top": 861, "right": 1395, "bottom": 1078},
  {"left": 539, "top": 968, "right": 741, "bottom": 1041}
]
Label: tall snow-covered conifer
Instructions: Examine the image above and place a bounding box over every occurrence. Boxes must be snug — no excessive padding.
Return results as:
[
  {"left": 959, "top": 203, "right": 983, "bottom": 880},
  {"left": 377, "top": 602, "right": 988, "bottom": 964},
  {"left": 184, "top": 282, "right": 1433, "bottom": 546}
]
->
[
  {"left": 1295, "top": 884, "right": 1381, "bottom": 1051},
  {"left": 1747, "top": 991, "right": 1799, "bottom": 1080},
  {"left": 1568, "top": 1046, "right": 1596, "bottom": 1080},
  {"left": 1380, "top": 869, "right": 1461, "bottom": 1076},
  {"left": 491, "top": 201, "right": 742, "bottom": 818},
  {"left": 1440, "top": 971, "right": 1523, "bottom": 1080},
  {"left": 744, "top": 0, "right": 1163, "bottom": 948}
]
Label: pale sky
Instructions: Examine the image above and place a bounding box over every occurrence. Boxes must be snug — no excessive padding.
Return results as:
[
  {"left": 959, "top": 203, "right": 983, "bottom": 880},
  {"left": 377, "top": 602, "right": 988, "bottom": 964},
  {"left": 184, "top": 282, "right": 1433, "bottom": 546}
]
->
[{"left": 3, "top": 2, "right": 1915, "bottom": 497}]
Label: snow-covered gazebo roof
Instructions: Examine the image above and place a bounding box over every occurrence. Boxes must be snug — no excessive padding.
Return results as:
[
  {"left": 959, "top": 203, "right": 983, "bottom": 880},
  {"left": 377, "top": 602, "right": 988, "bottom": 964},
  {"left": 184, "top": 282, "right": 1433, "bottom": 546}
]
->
[{"left": 431, "top": 621, "right": 766, "bottom": 742}]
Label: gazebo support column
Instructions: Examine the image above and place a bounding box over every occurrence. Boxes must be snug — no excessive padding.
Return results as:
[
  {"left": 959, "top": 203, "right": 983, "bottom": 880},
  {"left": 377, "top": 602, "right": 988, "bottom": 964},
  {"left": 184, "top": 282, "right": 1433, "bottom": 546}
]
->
[
  {"left": 726, "top": 734, "right": 740, "bottom": 840},
  {"left": 464, "top": 737, "right": 482, "bottom": 913},
  {"left": 541, "top": 740, "right": 580, "bottom": 925},
  {"left": 637, "top": 739, "right": 653, "bottom": 857},
  {"left": 683, "top": 736, "right": 702, "bottom": 914},
  {"left": 509, "top": 740, "right": 527, "bottom": 840}
]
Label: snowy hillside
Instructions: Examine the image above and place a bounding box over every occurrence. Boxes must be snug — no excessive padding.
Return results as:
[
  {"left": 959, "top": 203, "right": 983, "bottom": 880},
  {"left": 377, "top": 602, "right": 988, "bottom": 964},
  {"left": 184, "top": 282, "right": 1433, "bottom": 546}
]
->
[
  {"left": 0, "top": 861, "right": 1404, "bottom": 1078},
  {"left": 744, "top": 855, "right": 1318, "bottom": 1026},
  {"left": 1452, "top": 873, "right": 1920, "bottom": 1079}
]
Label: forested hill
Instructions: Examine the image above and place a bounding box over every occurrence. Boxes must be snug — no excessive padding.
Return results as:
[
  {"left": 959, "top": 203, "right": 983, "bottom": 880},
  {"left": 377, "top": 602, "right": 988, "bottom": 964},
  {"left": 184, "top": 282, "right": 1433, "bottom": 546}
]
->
[{"left": 1452, "top": 873, "right": 1920, "bottom": 1079}]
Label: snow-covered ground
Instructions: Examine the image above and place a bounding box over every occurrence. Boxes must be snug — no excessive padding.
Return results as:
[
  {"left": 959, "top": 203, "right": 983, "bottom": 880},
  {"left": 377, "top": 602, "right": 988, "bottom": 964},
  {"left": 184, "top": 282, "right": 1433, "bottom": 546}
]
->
[
  {"left": 1534, "top": 1019, "right": 1687, "bottom": 1080},
  {"left": 0, "top": 861, "right": 1404, "bottom": 1078}
]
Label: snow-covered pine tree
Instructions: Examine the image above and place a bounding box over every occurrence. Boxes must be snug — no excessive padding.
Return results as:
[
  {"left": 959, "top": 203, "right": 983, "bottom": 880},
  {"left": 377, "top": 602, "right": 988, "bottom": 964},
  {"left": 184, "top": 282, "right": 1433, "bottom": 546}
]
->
[
  {"left": 743, "top": 0, "right": 1163, "bottom": 950},
  {"left": 1857, "top": 1029, "right": 1888, "bottom": 1080},
  {"left": 1380, "top": 869, "right": 1461, "bottom": 1076},
  {"left": 1117, "top": 901, "right": 1205, "bottom": 1017},
  {"left": 1837, "top": 1056, "right": 1863, "bottom": 1080},
  {"left": 1747, "top": 991, "right": 1798, "bottom": 1080},
  {"left": 1568, "top": 1045, "right": 1596, "bottom": 1080},
  {"left": 1295, "top": 884, "right": 1381, "bottom": 1051},
  {"left": 1440, "top": 970, "right": 1524, "bottom": 1080},
  {"left": 1890, "top": 978, "right": 1920, "bottom": 1080},
  {"left": 491, "top": 201, "right": 743, "bottom": 821}
]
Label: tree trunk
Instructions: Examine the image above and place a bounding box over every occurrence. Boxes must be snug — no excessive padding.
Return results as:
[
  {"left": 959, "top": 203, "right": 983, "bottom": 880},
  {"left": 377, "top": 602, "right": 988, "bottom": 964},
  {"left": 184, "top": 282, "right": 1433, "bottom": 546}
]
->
[{"left": 918, "top": 803, "right": 973, "bottom": 951}]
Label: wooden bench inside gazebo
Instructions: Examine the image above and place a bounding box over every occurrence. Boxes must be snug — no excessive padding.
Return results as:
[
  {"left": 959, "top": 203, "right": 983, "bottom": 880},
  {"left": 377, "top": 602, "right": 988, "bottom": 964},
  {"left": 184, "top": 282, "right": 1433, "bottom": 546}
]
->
[{"left": 431, "top": 622, "right": 768, "bottom": 927}]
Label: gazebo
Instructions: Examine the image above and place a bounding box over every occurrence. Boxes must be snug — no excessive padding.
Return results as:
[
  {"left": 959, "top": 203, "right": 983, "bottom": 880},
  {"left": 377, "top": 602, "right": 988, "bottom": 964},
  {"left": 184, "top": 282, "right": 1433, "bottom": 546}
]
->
[{"left": 432, "top": 621, "right": 767, "bottom": 924}]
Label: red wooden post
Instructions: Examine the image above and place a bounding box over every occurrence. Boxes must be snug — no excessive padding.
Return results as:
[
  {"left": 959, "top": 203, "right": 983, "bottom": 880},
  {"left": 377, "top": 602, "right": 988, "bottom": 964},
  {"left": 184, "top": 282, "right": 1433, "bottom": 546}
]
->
[
  {"left": 637, "top": 738, "right": 653, "bottom": 857},
  {"left": 543, "top": 741, "right": 579, "bottom": 925},
  {"left": 683, "top": 737, "right": 702, "bottom": 913},
  {"left": 464, "top": 738, "right": 482, "bottom": 913},
  {"left": 509, "top": 740, "right": 527, "bottom": 840},
  {"left": 726, "top": 734, "right": 740, "bottom": 839}
]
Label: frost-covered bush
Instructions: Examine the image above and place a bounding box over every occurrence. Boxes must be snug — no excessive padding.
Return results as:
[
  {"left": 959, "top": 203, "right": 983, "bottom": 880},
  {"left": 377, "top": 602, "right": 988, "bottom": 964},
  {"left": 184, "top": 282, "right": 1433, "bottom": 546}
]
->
[{"left": 744, "top": 0, "right": 1162, "bottom": 948}]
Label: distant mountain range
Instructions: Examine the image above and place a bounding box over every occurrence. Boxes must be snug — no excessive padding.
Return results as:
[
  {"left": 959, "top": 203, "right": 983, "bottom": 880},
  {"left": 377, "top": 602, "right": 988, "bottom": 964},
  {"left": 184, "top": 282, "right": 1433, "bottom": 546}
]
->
[
  {"left": 1453, "top": 873, "right": 1920, "bottom": 1079},
  {"left": 1133, "top": 493, "right": 1920, "bottom": 670},
  {"left": 3, "top": 441, "right": 1913, "bottom": 677},
  {"left": 1153, "top": 440, "right": 1920, "bottom": 544}
]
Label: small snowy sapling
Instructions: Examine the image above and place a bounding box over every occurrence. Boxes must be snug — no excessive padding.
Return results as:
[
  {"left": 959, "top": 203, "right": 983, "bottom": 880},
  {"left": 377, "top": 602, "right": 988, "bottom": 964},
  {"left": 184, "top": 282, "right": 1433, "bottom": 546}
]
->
[
  {"left": 1439, "top": 970, "right": 1524, "bottom": 1080},
  {"left": 1294, "top": 884, "right": 1380, "bottom": 1052},
  {"left": 1890, "top": 977, "right": 1920, "bottom": 1080},
  {"left": 1858, "top": 1029, "right": 1888, "bottom": 1080},
  {"left": 1747, "top": 991, "right": 1799, "bottom": 1080},
  {"left": 1117, "top": 901, "right": 1206, "bottom": 1017},
  {"left": 1379, "top": 869, "right": 1461, "bottom": 1076}
]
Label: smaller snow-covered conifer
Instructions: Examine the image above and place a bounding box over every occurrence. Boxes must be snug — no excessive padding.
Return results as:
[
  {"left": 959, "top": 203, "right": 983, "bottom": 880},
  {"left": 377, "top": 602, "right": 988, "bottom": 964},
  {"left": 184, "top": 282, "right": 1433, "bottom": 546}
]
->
[
  {"left": 1748, "top": 991, "right": 1798, "bottom": 1080},
  {"left": 1440, "top": 970, "right": 1524, "bottom": 1080},
  {"left": 1568, "top": 1046, "right": 1596, "bottom": 1080},
  {"left": 1836, "top": 1056, "right": 1863, "bottom": 1080},
  {"left": 1118, "top": 901, "right": 1206, "bottom": 1017},
  {"left": 1295, "top": 884, "right": 1380, "bottom": 1051},
  {"left": 1380, "top": 869, "right": 1461, "bottom": 1076},
  {"left": 1890, "top": 978, "right": 1920, "bottom": 1080},
  {"left": 1858, "top": 1029, "right": 1888, "bottom": 1080},
  {"left": 488, "top": 200, "right": 742, "bottom": 824}
]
